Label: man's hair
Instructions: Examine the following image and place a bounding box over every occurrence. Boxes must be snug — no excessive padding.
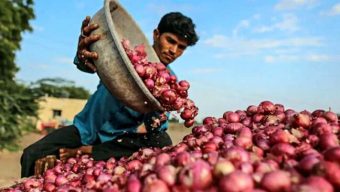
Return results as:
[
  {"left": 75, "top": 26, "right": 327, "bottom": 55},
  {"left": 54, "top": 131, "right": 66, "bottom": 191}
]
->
[{"left": 157, "top": 12, "right": 199, "bottom": 46}]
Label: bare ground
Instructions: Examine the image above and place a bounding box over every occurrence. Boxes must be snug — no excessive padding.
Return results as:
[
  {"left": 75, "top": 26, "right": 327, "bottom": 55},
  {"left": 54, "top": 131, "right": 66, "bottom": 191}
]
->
[{"left": 0, "top": 123, "right": 191, "bottom": 188}]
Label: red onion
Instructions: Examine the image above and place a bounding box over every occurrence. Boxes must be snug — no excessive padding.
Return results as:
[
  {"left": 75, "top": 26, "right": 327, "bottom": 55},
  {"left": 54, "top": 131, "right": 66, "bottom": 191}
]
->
[
  {"left": 204, "top": 151, "right": 219, "bottom": 165},
  {"left": 44, "top": 169, "right": 57, "bottom": 183},
  {"left": 219, "top": 170, "right": 254, "bottom": 192},
  {"left": 171, "top": 185, "right": 190, "bottom": 192},
  {"left": 254, "top": 161, "right": 278, "bottom": 175},
  {"left": 234, "top": 137, "right": 253, "bottom": 149},
  {"left": 303, "top": 176, "right": 334, "bottom": 192},
  {"left": 246, "top": 105, "right": 258, "bottom": 115},
  {"left": 311, "top": 109, "right": 325, "bottom": 117},
  {"left": 127, "top": 174, "right": 142, "bottom": 192},
  {"left": 323, "top": 111, "right": 338, "bottom": 123},
  {"left": 157, "top": 165, "right": 177, "bottom": 186},
  {"left": 203, "top": 117, "right": 217, "bottom": 125},
  {"left": 155, "top": 153, "right": 171, "bottom": 168},
  {"left": 179, "top": 160, "right": 213, "bottom": 190},
  {"left": 298, "top": 154, "right": 321, "bottom": 174},
  {"left": 241, "top": 117, "right": 252, "bottom": 127},
  {"left": 261, "top": 170, "right": 291, "bottom": 192},
  {"left": 126, "top": 160, "right": 143, "bottom": 171},
  {"left": 312, "top": 117, "right": 328, "bottom": 126},
  {"left": 178, "top": 80, "right": 190, "bottom": 90},
  {"left": 252, "top": 113, "right": 264, "bottom": 123},
  {"left": 222, "top": 146, "right": 250, "bottom": 167},
  {"left": 144, "top": 79, "right": 155, "bottom": 90},
  {"left": 269, "top": 129, "right": 290, "bottom": 144},
  {"left": 224, "top": 123, "right": 244, "bottom": 134},
  {"left": 258, "top": 101, "right": 276, "bottom": 114},
  {"left": 184, "top": 119, "right": 195, "bottom": 127},
  {"left": 223, "top": 111, "right": 240, "bottom": 123},
  {"left": 323, "top": 146, "right": 340, "bottom": 165},
  {"left": 55, "top": 175, "right": 68, "bottom": 186},
  {"left": 314, "top": 161, "right": 340, "bottom": 189},
  {"left": 239, "top": 162, "right": 254, "bottom": 174},
  {"left": 23, "top": 178, "right": 42, "bottom": 191},
  {"left": 213, "top": 159, "right": 235, "bottom": 177},
  {"left": 143, "top": 179, "right": 170, "bottom": 192},
  {"left": 134, "top": 64, "right": 146, "bottom": 77},
  {"left": 212, "top": 126, "right": 224, "bottom": 137},
  {"left": 319, "top": 133, "right": 339, "bottom": 150},
  {"left": 312, "top": 123, "right": 332, "bottom": 136},
  {"left": 174, "top": 151, "right": 193, "bottom": 166},
  {"left": 202, "top": 141, "right": 218, "bottom": 153},
  {"left": 270, "top": 143, "right": 296, "bottom": 159},
  {"left": 180, "top": 109, "right": 193, "bottom": 120},
  {"left": 238, "top": 127, "right": 252, "bottom": 138},
  {"left": 294, "top": 113, "right": 311, "bottom": 128},
  {"left": 43, "top": 183, "right": 56, "bottom": 192}
]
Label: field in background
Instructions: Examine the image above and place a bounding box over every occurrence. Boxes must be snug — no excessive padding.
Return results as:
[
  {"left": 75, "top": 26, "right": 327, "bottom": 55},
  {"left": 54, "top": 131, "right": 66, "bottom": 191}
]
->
[
  {"left": 0, "top": 122, "right": 191, "bottom": 188},
  {"left": 167, "top": 122, "right": 193, "bottom": 145}
]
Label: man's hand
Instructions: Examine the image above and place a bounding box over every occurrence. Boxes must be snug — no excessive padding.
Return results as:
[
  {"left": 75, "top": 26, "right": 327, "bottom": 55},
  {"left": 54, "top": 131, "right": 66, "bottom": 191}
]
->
[
  {"left": 34, "top": 155, "right": 57, "bottom": 177},
  {"left": 77, "top": 16, "right": 101, "bottom": 72}
]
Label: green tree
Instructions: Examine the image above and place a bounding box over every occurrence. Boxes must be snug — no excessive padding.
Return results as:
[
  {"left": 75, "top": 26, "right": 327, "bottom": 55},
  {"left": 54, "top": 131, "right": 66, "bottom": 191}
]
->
[
  {"left": 31, "top": 77, "right": 91, "bottom": 99},
  {"left": 0, "top": 0, "right": 37, "bottom": 149},
  {"left": 0, "top": 0, "right": 35, "bottom": 81}
]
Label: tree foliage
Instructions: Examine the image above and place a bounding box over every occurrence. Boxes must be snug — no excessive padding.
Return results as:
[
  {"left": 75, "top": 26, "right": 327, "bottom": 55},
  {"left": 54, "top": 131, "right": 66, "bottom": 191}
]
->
[
  {"left": 31, "top": 78, "right": 91, "bottom": 99},
  {"left": 0, "top": 81, "right": 39, "bottom": 146},
  {"left": 0, "top": 0, "right": 36, "bottom": 149},
  {"left": 0, "top": 0, "right": 35, "bottom": 81}
]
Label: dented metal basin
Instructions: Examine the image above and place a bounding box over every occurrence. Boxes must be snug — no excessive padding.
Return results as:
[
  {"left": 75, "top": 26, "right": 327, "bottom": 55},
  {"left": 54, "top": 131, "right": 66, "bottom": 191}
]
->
[{"left": 89, "top": 0, "right": 164, "bottom": 113}]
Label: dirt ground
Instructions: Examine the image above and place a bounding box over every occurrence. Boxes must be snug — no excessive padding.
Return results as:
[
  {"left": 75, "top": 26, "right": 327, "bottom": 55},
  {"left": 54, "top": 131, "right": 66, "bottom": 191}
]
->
[{"left": 0, "top": 123, "right": 191, "bottom": 188}]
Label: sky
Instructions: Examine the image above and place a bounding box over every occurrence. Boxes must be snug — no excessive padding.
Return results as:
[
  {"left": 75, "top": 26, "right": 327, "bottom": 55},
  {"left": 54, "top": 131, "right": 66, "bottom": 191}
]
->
[{"left": 16, "top": 0, "right": 340, "bottom": 121}]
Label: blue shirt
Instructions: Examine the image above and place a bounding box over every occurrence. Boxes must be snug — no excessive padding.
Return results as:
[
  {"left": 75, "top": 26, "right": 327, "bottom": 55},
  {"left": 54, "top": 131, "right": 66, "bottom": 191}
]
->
[{"left": 73, "top": 57, "right": 168, "bottom": 145}]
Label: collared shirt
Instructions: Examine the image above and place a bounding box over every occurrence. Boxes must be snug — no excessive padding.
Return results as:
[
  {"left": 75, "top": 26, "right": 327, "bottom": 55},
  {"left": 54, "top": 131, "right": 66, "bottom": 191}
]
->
[{"left": 73, "top": 57, "right": 168, "bottom": 145}]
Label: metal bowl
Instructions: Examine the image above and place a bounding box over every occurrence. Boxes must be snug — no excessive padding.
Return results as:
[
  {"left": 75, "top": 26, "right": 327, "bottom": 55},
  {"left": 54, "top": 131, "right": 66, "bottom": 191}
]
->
[{"left": 89, "top": 0, "right": 164, "bottom": 113}]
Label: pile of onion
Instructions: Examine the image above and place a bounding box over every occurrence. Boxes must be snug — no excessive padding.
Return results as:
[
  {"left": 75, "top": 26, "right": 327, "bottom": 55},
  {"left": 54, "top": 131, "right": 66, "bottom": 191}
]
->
[
  {"left": 3, "top": 101, "right": 340, "bottom": 192},
  {"left": 122, "top": 39, "right": 198, "bottom": 127}
]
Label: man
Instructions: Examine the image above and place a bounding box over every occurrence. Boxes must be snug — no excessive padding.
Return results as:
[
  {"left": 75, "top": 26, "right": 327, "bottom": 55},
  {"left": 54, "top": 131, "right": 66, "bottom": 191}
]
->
[{"left": 21, "top": 12, "right": 198, "bottom": 177}]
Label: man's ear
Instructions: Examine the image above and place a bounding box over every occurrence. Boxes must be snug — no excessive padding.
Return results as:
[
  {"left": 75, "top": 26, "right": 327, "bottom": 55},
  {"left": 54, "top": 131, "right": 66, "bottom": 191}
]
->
[{"left": 153, "top": 29, "right": 160, "bottom": 41}]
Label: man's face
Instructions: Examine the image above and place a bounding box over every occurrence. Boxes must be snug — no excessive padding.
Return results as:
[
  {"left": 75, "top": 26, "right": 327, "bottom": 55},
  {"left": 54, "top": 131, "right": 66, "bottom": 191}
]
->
[{"left": 152, "top": 30, "right": 188, "bottom": 65}]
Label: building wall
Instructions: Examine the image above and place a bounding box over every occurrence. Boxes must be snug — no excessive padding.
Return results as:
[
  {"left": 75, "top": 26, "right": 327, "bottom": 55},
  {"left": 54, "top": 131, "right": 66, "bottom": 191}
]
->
[{"left": 37, "top": 96, "right": 87, "bottom": 126}]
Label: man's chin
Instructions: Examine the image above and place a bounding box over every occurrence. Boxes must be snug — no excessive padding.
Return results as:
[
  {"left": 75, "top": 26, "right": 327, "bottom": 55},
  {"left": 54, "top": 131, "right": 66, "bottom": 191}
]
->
[
  {"left": 161, "top": 58, "right": 175, "bottom": 66},
  {"left": 160, "top": 58, "right": 172, "bottom": 65}
]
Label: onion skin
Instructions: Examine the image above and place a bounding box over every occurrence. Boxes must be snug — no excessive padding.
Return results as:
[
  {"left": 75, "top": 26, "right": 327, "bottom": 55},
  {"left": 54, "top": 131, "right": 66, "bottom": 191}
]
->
[{"left": 294, "top": 113, "right": 311, "bottom": 128}]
